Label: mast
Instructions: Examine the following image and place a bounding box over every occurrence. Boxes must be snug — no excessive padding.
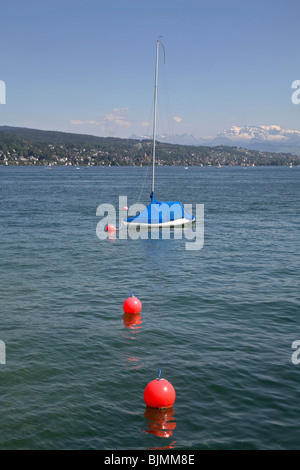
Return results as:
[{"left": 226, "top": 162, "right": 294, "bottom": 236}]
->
[{"left": 152, "top": 39, "right": 165, "bottom": 197}]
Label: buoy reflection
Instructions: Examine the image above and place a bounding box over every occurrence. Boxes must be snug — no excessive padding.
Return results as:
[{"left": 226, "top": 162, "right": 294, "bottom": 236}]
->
[
  {"left": 124, "top": 355, "right": 143, "bottom": 370},
  {"left": 142, "top": 406, "right": 176, "bottom": 440},
  {"left": 122, "top": 313, "right": 142, "bottom": 330},
  {"left": 122, "top": 313, "right": 142, "bottom": 342},
  {"left": 106, "top": 232, "right": 116, "bottom": 242},
  {"left": 122, "top": 313, "right": 143, "bottom": 369}
]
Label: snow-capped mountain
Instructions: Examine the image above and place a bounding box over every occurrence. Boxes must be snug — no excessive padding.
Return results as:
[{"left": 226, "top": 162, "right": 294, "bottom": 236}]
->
[
  {"left": 130, "top": 133, "right": 203, "bottom": 146},
  {"left": 212, "top": 125, "right": 300, "bottom": 152},
  {"left": 131, "top": 125, "right": 300, "bottom": 153},
  {"left": 216, "top": 125, "right": 300, "bottom": 142}
]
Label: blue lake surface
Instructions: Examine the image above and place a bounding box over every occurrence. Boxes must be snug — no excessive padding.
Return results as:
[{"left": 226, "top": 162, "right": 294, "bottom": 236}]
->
[{"left": 0, "top": 165, "right": 299, "bottom": 449}]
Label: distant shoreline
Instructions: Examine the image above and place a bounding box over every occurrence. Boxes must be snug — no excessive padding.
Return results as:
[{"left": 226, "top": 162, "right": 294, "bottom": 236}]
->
[
  {"left": 1, "top": 126, "right": 300, "bottom": 167},
  {"left": 1, "top": 163, "right": 298, "bottom": 168}
]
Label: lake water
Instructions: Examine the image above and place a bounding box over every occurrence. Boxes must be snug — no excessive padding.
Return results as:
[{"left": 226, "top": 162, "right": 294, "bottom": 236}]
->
[{"left": 0, "top": 165, "right": 299, "bottom": 450}]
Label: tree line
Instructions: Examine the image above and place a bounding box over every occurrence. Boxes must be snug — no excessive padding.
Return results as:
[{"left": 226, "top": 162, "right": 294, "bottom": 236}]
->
[{"left": 0, "top": 126, "right": 299, "bottom": 166}]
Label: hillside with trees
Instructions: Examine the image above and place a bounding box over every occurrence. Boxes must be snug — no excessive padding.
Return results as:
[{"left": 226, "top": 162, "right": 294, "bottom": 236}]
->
[{"left": 0, "top": 126, "right": 299, "bottom": 167}]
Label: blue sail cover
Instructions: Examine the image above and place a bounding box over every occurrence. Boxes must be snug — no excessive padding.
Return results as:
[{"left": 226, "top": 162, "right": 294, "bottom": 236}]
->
[{"left": 125, "top": 194, "right": 195, "bottom": 225}]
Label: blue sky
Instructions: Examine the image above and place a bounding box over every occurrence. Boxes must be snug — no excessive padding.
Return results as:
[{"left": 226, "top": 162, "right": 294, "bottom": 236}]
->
[{"left": 1, "top": 0, "right": 300, "bottom": 138}]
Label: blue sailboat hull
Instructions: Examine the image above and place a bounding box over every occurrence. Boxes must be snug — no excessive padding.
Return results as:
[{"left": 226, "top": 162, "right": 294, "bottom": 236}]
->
[{"left": 123, "top": 194, "right": 195, "bottom": 227}]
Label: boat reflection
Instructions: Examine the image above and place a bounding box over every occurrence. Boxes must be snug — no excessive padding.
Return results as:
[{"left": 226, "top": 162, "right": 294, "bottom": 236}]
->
[{"left": 142, "top": 406, "right": 176, "bottom": 442}]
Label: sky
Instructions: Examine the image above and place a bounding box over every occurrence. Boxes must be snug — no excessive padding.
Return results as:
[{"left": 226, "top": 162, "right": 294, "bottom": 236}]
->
[{"left": 1, "top": 0, "right": 300, "bottom": 139}]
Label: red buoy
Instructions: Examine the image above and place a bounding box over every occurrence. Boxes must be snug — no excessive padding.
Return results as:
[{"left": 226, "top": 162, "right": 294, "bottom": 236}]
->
[
  {"left": 106, "top": 223, "right": 116, "bottom": 232},
  {"left": 144, "top": 370, "right": 176, "bottom": 409},
  {"left": 123, "top": 291, "right": 142, "bottom": 314}
]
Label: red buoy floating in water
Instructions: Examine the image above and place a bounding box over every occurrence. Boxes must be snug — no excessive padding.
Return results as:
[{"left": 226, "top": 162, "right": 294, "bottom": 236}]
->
[
  {"left": 106, "top": 223, "right": 116, "bottom": 233},
  {"left": 144, "top": 370, "right": 176, "bottom": 409},
  {"left": 123, "top": 291, "right": 142, "bottom": 314}
]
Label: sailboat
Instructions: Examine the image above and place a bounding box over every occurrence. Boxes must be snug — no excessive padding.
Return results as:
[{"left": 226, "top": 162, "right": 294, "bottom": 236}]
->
[{"left": 123, "top": 40, "right": 195, "bottom": 228}]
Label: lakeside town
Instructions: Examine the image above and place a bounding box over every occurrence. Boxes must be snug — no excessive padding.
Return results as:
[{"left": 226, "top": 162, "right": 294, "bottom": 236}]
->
[{"left": 0, "top": 126, "right": 300, "bottom": 167}]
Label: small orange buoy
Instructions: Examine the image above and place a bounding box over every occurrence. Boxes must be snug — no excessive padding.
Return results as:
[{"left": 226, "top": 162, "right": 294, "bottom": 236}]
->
[
  {"left": 144, "top": 370, "right": 176, "bottom": 409},
  {"left": 106, "top": 223, "right": 116, "bottom": 232},
  {"left": 123, "top": 291, "right": 142, "bottom": 314}
]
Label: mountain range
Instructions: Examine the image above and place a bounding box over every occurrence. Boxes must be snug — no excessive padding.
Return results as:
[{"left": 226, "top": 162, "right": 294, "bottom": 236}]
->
[{"left": 131, "top": 125, "right": 300, "bottom": 154}]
